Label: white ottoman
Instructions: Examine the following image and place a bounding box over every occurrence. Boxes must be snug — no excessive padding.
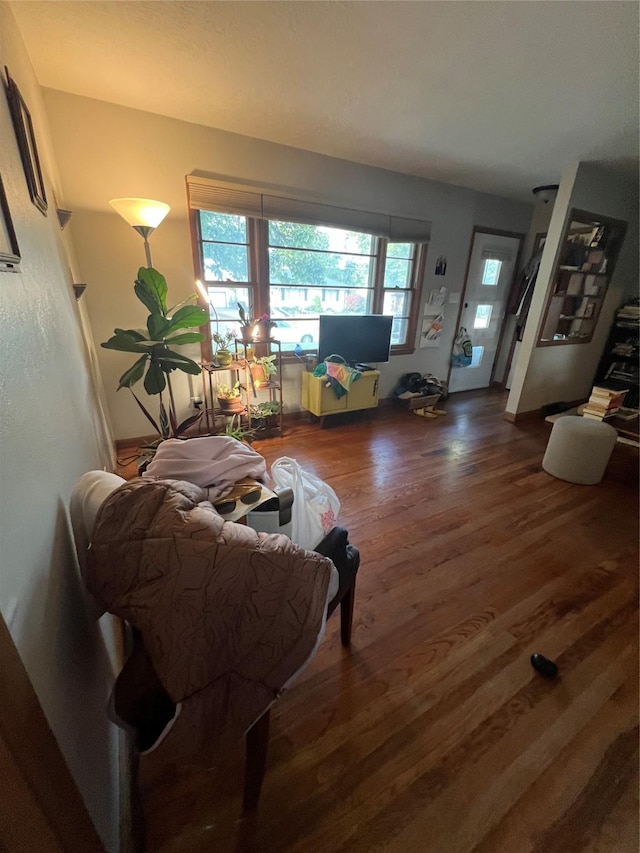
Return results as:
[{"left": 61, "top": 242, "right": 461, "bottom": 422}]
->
[{"left": 542, "top": 416, "right": 617, "bottom": 485}]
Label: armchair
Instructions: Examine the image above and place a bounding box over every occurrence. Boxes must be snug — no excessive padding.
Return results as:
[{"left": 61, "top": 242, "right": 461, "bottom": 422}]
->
[{"left": 70, "top": 473, "right": 359, "bottom": 814}]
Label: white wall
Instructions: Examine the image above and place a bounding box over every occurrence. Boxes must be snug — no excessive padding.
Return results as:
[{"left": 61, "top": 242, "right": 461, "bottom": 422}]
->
[
  {"left": 507, "top": 162, "right": 639, "bottom": 415},
  {"left": 41, "top": 89, "right": 532, "bottom": 439},
  {"left": 0, "top": 5, "right": 120, "bottom": 849},
  {"left": 494, "top": 197, "right": 555, "bottom": 386}
]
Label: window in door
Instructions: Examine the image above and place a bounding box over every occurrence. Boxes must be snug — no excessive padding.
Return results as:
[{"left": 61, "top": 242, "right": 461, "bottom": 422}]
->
[
  {"left": 470, "top": 345, "right": 485, "bottom": 368},
  {"left": 481, "top": 258, "right": 502, "bottom": 285},
  {"left": 473, "top": 304, "right": 493, "bottom": 329}
]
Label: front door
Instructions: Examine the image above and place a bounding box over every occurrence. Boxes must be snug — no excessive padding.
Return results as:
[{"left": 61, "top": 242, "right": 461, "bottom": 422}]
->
[{"left": 448, "top": 231, "right": 521, "bottom": 393}]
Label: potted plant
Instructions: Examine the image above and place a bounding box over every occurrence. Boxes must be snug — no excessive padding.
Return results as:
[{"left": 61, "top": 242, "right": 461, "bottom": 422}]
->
[
  {"left": 217, "top": 381, "right": 244, "bottom": 414},
  {"left": 212, "top": 329, "right": 234, "bottom": 366},
  {"left": 101, "top": 267, "right": 208, "bottom": 442},
  {"left": 238, "top": 304, "right": 276, "bottom": 342},
  {"left": 222, "top": 413, "right": 255, "bottom": 444},
  {"left": 249, "top": 353, "right": 277, "bottom": 389},
  {"left": 250, "top": 399, "right": 281, "bottom": 430}
]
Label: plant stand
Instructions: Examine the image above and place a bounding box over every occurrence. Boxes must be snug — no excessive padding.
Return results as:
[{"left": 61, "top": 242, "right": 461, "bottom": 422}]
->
[
  {"left": 235, "top": 338, "right": 284, "bottom": 437},
  {"left": 200, "top": 357, "right": 251, "bottom": 435}
]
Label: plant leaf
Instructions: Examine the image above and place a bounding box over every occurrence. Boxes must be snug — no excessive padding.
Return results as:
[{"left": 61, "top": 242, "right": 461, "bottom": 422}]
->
[
  {"left": 114, "top": 328, "right": 147, "bottom": 341},
  {"left": 144, "top": 360, "right": 166, "bottom": 395},
  {"left": 102, "top": 333, "right": 151, "bottom": 353},
  {"left": 156, "top": 350, "right": 202, "bottom": 375},
  {"left": 129, "top": 389, "right": 161, "bottom": 434},
  {"left": 117, "top": 355, "right": 148, "bottom": 389},
  {"left": 175, "top": 412, "right": 203, "bottom": 436},
  {"left": 164, "top": 332, "right": 205, "bottom": 346},
  {"left": 163, "top": 305, "right": 209, "bottom": 333},
  {"left": 147, "top": 313, "right": 171, "bottom": 340},
  {"left": 167, "top": 294, "right": 198, "bottom": 315},
  {"left": 159, "top": 401, "right": 170, "bottom": 439},
  {"left": 135, "top": 268, "right": 168, "bottom": 314}
]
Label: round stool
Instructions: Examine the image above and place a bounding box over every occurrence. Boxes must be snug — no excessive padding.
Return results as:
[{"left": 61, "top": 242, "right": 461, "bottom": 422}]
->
[{"left": 542, "top": 416, "right": 617, "bottom": 485}]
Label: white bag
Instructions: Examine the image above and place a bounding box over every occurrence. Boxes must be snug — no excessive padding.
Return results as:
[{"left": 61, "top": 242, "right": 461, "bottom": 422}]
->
[
  {"left": 451, "top": 326, "right": 473, "bottom": 367},
  {"left": 271, "top": 457, "right": 340, "bottom": 550}
]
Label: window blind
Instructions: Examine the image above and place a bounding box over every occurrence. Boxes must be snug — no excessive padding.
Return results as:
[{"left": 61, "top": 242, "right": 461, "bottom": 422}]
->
[{"left": 186, "top": 175, "right": 430, "bottom": 242}]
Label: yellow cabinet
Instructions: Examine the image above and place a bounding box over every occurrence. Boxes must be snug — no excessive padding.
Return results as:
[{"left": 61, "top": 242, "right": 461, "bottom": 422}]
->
[{"left": 301, "top": 370, "right": 380, "bottom": 418}]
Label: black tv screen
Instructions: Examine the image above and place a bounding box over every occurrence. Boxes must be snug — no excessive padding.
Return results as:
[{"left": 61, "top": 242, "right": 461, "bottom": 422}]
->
[{"left": 318, "top": 314, "right": 393, "bottom": 365}]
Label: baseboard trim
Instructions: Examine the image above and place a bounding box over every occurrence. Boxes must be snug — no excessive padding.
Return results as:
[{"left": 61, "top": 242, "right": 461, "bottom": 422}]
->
[
  {"left": 504, "top": 398, "right": 587, "bottom": 424},
  {"left": 115, "top": 435, "right": 158, "bottom": 452},
  {"left": 503, "top": 409, "right": 540, "bottom": 423}
]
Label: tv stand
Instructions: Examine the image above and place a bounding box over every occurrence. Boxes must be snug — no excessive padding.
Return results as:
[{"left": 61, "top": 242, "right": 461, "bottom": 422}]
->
[{"left": 301, "top": 370, "right": 380, "bottom": 421}]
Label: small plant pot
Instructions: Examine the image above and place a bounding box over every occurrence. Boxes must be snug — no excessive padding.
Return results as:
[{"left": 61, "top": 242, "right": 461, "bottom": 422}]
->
[
  {"left": 240, "top": 327, "right": 254, "bottom": 343},
  {"left": 254, "top": 323, "right": 274, "bottom": 342},
  {"left": 250, "top": 364, "right": 267, "bottom": 388},
  {"left": 218, "top": 396, "right": 244, "bottom": 414},
  {"left": 215, "top": 349, "right": 232, "bottom": 367}
]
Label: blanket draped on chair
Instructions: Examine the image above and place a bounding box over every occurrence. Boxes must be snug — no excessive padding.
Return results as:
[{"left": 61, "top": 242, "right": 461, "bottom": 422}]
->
[{"left": 86, "top": 477, "right": 338, "bottom": 765}]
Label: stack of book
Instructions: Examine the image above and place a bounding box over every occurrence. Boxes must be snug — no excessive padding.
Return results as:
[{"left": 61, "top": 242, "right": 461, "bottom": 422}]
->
[
  {"left": 582, "top": 386, "right": 628, "bottom": 420},
  {"left": 617, "top": 302, "right": 640, "bottom": 327}
]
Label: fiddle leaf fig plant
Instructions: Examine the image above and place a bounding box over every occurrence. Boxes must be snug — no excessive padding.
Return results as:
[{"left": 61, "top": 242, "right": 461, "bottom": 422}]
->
[{"left": 101, "top": 267, "right": 208, "bottom": 438}]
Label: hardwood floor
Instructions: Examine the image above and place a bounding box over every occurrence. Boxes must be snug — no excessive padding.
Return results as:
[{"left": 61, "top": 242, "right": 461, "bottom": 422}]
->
[{"left": 138, "top": 390, "right": 639, "bottom": 852}]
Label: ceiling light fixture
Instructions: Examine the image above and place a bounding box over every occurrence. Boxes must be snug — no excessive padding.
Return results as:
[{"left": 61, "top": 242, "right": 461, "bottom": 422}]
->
[
  {"left": 109, "top": 197, "right": 170, "bottom": 267},
  {"left": 532, "top": 184, "right": 559, "bottom": 205}
]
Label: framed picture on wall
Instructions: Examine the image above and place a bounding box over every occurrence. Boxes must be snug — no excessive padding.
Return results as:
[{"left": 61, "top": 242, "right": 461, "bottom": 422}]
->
[
  {"left": 4, "top": 66, "right": 48, "bottom": 215},
  {"left": 0, "top": 174, "right": 21, "bottom": 272}
]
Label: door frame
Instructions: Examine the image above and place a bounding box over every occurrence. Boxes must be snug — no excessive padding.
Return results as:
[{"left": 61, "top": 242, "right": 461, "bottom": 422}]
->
[{"left": 446, "top": 226, "right": 525, "bottom": 390}]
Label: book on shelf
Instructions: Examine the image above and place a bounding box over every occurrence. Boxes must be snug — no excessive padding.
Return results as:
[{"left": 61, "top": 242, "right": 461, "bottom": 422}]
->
[
  {"left": 583, "top": 275, "right": 601, "bottom": 296},
  {"left": 613, "top": 407, "right": 640, "bottom": 421},
  {"left": 605, "top": 362, "right": 638, "bottom": 383},
  {"left": 617, "top": 301, "right": 640, "bottom": 320},
  {"left": 566, "top": 273, "right": 583, "bottom": 295}
]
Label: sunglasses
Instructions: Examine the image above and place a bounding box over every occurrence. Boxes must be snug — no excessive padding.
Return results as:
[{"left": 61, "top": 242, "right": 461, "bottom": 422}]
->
[{"left": 213, "top": 484, "right": 262, "bottom": 515}]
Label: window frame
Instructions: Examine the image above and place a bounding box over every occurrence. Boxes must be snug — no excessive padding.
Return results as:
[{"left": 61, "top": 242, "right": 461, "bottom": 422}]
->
[{"left": 191, "top": 209, "right": 427, "bottom": 362}]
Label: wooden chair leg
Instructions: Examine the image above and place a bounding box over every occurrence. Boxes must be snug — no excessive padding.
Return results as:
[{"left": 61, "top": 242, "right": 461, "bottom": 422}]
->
[
  {"left": 340, "top": 579, "right": 356, "bottom": 647},
  {"left": 243, "top": 708, "right": 271, "bottom": 811}
]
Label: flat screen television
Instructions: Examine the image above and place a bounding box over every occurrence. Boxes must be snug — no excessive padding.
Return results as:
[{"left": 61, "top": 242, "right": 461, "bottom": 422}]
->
[{"left": 318, "top": 314, "right": 393, "bottom": 366}]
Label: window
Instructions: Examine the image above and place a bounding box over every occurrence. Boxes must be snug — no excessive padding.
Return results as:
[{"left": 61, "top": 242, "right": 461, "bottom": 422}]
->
[
  {"left": 470, "top": 345, "right": 484, "bottom": 368},
  {"left": 267, "top": 221, "right": 376, "bottom": 348},
  {"left": 193, "top": 209, "right": 426, "bottom": 360},
  {"left": 473, "top": 304, "right": 493, "bottom": 329},
  {"left": 383, "top": 242, "right": 415, "bottom": 345},
  {"left": 198, "top": 211, "right": 252, "bottom": 341},
  {"left": 481, "top": 258, "right": 502, "bottom": 285}
]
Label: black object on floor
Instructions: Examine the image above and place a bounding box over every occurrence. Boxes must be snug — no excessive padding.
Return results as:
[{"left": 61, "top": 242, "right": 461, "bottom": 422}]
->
[{"left": 530, "top": 652, "right": 559, "bottom": 678}]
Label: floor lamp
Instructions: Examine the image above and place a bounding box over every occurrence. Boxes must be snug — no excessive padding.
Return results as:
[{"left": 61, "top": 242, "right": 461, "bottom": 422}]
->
[{"left": 109, "top": 198, "right": 170, "bottom": 267}]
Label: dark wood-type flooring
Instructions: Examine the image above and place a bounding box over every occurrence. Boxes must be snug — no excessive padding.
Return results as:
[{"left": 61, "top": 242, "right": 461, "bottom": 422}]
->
[{"left": 135, "top": 390, "right": 639, "bottom": 852}]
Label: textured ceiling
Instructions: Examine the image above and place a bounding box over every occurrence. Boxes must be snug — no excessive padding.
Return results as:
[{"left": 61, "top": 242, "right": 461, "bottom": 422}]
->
[{"left": 10, "top": 0, "right": 639, "bottom": 201}]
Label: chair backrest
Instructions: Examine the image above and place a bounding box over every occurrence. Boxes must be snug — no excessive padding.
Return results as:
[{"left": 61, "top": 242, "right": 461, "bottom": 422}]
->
[{"left": 69, "top": 471, "right": 125, "bottom": 617}]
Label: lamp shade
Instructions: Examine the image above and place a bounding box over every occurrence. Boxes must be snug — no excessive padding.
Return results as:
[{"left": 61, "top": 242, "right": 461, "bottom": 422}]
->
[{"left": 109, "top": 198, "right": 170, "bottom": 228}]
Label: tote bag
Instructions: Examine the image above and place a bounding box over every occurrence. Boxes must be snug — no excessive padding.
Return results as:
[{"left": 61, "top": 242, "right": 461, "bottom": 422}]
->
[
  {"left": 271, "top": 457, "right": 340, "bottom": 550},
  {"left": 451, "top": 326, "right": 473, "bottom": 367}
]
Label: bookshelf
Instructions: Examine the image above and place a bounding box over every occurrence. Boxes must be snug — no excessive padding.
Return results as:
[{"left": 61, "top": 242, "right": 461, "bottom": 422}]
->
[
  {"left": 537, "top": 210, "right": 627, "bottom": 347},
  {"left": 594, "top": 301, "right": 639, "bottom": 410}
]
